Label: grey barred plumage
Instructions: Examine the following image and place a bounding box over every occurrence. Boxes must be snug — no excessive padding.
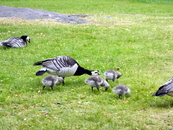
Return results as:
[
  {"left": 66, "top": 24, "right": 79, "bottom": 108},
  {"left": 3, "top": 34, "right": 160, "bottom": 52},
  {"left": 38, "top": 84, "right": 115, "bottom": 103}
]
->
[
  {"left": 153, "top": 77, "right": 173, "bottom": 97},
  {"left": 0, "top": 35, "right": 30, "bottom": 48},
  {"left": 34, "top": 56, "right": 100, "bottom": 84},
  {"left": 85, "top": 76, "right": 110, "bottom": 91},
  {"left": 113, "top": 85, "right": 130, "bottom": 98}
]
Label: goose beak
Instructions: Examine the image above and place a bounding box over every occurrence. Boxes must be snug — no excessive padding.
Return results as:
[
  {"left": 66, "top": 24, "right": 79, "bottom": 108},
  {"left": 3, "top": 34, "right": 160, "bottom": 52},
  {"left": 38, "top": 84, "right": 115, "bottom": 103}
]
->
[{"left": 97, "top": 70, "right": 100, "bottom": 75}]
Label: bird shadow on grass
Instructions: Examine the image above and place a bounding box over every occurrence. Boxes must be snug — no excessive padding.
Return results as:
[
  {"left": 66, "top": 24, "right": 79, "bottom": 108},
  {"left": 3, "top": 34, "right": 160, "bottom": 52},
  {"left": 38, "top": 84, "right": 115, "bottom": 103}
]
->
[
  {"left": 112, "top": 94, "right": 131, "bottom": 100},
  {"left": 40, "top": 84, "right": 64, "bottom": 93},
  {"left": 0, "top": 47, "right": 7, "bottom": 50},
  {"left": 85, "top": 87, "right": 111, "bottom": 95},
  {"left": 149, "top": 98, "right": 173, "bottom": 108}
]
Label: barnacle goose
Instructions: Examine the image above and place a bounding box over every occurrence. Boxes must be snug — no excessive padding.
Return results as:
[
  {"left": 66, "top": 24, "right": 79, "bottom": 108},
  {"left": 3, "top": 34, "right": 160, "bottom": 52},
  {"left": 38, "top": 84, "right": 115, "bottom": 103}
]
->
[
  {"left": 42, "top": 75, "right": 64, "bottom": 90},
  {"left": 0, "top": 35, "right": 30, "bottom": 48},
  {"left": 104, "top": 69, "right": 122, "bottom": 82},
  {"left": 34, "top": 56, "right": 100, "bottom": 84},
  {"left": 113, "top": 85, "right": 130, "bottom": 98},
  {"left": 85, "top": 76, "right": 110, "bottom": 91},
  {"left": 153, "top": 77, "right": 173, "bottom": 97}
]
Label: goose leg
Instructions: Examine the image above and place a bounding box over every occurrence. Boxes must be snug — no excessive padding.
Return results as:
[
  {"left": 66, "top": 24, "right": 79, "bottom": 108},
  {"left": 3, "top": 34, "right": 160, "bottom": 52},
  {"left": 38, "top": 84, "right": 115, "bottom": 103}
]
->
[
  {"left": 50, "top": 85, "right": 54, "bottom": 90},
  {"left": 97, "top": 87, "right": 99, "bottom": 91},
  {"left": 91, "top": 87, "right": 94, "bottom": 91},
  {"left": 62, "top": 77, "right": 65, "bottom": 85}
]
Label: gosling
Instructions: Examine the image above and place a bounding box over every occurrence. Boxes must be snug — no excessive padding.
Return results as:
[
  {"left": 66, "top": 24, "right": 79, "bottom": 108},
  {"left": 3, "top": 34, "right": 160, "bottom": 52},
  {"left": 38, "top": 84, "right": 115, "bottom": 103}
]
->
[
  {"left": 41, "top": 75, "right": 64, "bottom": 90},
  {"left": 104, "top": 69, "right": 122, "bottom": 82},
  {"left": 113, "top": 85, "right": 130, "bottom": 98},
  {"left": 85, "top": 76, "right": 110, "bottom": 91}
]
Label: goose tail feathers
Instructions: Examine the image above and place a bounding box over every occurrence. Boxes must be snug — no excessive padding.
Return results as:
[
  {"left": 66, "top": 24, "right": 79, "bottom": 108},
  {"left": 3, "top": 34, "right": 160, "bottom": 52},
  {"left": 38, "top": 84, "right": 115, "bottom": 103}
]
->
[
  {"left": 33, "top": 61, "right": 43, "bottom": 66},
  {"left": 36, "top": 70, "right": 47, "bottom": 76},
  {"left": 152, "top": 92, "right": 166, "bottom": 97}
]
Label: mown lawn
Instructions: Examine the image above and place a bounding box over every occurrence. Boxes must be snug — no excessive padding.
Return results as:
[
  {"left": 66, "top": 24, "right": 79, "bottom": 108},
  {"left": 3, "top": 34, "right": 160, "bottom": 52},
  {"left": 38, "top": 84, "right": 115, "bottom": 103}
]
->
[{"left": 0, "top": 0, "right": 173, "bottom": 129}]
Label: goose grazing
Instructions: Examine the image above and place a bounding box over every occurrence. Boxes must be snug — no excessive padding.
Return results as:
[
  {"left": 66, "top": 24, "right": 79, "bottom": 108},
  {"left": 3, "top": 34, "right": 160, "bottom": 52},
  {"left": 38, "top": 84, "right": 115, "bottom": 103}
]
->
[
  {"left": 0, "top": 35, "right": 30, "bottom": 48},
  {"left": 104, "top": 69, "right": 122, "bottom": 82},
  {"left": 42, "top": 75, "right": 64, "bottom": 90},
  {"left": 113, "top": 85, "right": 130, "bottom": 98},
  {"left": 34, "top": 56, "right": 100, "bottom": 84},
  {"left": 153, "top": 77, "right": 173, "bottom": 97},
  {"left": 85, "top": 76, "right": 110, "bottom": 91}
]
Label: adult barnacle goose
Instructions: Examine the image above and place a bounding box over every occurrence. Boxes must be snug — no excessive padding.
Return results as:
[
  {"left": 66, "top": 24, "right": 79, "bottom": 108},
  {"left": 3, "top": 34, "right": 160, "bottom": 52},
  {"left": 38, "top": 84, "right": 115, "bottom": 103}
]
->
[
  {"left": 42, "top": 75, "right": 64, "bottom": 90},
  {"left": 34, "top": 56, "right": 100, "bottom": 84},
  {"left": 153, "top": 77, "right": 173, "bottom": 97},
  {"left": 104, "top": 69, "right": 122, "bottom": 82},
  {"left": 85, "top": 76, "right": 110, "bottom": 91},
  {"left": 0, "top": 35, "right": 30, "bottom": 48},
  {"left": 113, "top": 85, "right": 130, "bottom": 98}
]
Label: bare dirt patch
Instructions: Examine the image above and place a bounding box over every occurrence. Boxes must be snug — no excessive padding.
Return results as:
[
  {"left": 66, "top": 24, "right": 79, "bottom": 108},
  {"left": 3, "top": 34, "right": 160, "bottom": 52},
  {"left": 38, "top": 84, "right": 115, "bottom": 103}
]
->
[{"left": 0, "top": 5, "right": 89, "bottom": 24}]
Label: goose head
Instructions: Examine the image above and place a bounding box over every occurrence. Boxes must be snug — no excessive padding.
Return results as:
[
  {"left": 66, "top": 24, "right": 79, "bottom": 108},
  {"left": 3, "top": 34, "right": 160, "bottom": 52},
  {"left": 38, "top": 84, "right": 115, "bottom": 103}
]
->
[
  {"left": 91, "top": 70, "right": 100, "bottom": 76},
  {"left": 21, "top": 35, "right": 30, "bottom": 43}
]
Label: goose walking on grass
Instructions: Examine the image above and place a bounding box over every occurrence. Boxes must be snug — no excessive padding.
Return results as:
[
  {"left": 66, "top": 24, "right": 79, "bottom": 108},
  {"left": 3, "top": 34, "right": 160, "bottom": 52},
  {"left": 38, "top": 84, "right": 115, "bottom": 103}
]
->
[
  {"left": 34, "top": 56, "right": 100, "bottom": 84},
  {"left": 0, "top": 35, "right": 30, "bottom": 48},
  {"left": 104, "top": 69, "right": 122, "bottom": 82},
  {"left": 153, "top": 77, "right": 173, "bottom": 97},
  {"left": 42, "top": 75, "right": 64, "bottom": 90},
  {"left": 85, "top": 76, "right": 110, "bottom": 91},
  {"left": 113, "top": 85, "right": 130, "bottom": 98}
]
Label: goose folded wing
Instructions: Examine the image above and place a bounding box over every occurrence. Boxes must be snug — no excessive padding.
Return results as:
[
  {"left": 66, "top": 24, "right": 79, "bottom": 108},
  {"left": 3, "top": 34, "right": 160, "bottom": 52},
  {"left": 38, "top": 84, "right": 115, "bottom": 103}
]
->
[
  {"left": 66, "top": 58, "right": 78, "bottom": 66},
  {"left": 56, "top": 56, "right": 78, "bottom": 67},
  {"left": 42, "top": 59, "right": 61, "bottom": 71}
]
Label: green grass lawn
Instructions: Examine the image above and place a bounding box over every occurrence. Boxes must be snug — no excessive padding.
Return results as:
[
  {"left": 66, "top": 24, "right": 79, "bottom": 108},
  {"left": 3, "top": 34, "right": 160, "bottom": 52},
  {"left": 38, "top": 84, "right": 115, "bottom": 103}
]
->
[{"left": 1, "top": 0, "right": 173, "bottom": 129}]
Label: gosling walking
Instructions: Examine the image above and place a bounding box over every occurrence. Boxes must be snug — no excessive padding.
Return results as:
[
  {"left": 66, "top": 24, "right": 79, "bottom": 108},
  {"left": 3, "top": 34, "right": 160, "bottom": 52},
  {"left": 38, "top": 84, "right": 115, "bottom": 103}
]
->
[
  {"left": 85, "top": 76, "right": 110, "bottom": 91},
  {"left": 42, "top": 75, "right": 64, "bottom": 90},
  {"left": 104, "top": 69, "right": 122, "bottom": 82},
  {"left": 113, "top": 85, "right": 130, "bottom": 98}
]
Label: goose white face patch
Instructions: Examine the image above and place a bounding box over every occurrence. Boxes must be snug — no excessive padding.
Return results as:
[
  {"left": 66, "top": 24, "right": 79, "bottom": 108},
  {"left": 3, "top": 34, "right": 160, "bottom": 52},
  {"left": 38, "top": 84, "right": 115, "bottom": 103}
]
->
[
  {"left": 91, "top": 70, "right": 100, "bottom": 76},
  {"left": 26, "top": 36, "right": 30, "bottom": 42}
]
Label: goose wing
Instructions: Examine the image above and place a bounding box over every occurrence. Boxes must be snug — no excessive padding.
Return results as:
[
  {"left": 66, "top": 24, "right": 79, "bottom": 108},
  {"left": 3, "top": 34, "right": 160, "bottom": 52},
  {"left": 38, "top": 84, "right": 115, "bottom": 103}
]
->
[
  {"left": 38, "top": 56, "right": 78, "bottom": 71},
  {"left": 55, "top": 56, "right": 78, "bottom": 67}
]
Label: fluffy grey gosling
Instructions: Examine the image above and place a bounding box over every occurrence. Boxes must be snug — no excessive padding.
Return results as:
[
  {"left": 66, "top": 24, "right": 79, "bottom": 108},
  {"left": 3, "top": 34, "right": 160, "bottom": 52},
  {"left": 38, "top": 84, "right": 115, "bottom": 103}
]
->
[
  {"left": 104, "top": 69, "right": 122, "bottom": 82},
  {"left": 153, "top": 77, "right": 173, "bottom": 97},
  {"left": 85, "top": 76, "right": 110, "bottom": 91},
  {"left": 113, "top": 85, "right": 130, "bottom": 98},
  {"left": 41, "top": 75, "right": 64, "bottom": 90}
]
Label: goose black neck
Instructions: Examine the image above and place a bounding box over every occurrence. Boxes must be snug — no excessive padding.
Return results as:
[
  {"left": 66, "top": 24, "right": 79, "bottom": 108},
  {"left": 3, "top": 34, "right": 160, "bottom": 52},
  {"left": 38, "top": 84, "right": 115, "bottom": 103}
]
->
[
  {"left": 74, "top": 66, "right": 91, "bottom": 76},
  {"left": 20, "top": 36, "right": 27, "bottom": 43}
]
